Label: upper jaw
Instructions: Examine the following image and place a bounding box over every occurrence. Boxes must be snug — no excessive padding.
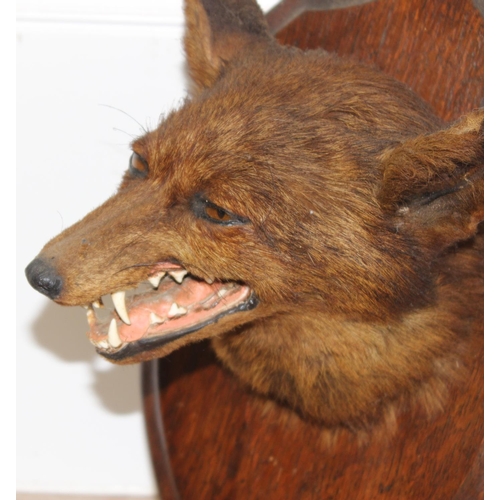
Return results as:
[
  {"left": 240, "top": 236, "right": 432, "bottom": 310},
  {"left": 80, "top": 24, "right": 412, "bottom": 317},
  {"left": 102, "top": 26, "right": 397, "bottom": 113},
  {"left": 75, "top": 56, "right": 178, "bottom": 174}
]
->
[{"left": 82, "top": 261, "right": 258, "bottom": 362}]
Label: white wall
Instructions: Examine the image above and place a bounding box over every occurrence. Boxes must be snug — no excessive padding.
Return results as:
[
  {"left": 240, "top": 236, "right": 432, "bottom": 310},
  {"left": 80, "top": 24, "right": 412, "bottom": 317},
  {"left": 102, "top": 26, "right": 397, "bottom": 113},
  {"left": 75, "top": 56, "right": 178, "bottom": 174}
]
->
[{"left": 17, "top": 0, "right": 279, "bottom": 495}]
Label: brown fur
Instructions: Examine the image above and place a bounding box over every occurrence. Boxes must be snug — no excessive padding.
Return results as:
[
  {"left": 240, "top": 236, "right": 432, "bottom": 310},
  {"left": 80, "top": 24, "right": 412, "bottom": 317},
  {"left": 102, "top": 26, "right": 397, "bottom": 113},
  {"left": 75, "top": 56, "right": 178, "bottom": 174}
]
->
[{"left": 26, "top": 0, "right": 483, "bottom": 432}]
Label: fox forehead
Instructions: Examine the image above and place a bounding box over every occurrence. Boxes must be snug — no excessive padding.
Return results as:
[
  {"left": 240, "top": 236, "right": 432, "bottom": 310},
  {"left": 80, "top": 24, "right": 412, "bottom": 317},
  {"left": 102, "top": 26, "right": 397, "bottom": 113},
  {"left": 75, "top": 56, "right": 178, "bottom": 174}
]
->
[{"left": 132, "top": 49, "right": 440, "bottom": 197}]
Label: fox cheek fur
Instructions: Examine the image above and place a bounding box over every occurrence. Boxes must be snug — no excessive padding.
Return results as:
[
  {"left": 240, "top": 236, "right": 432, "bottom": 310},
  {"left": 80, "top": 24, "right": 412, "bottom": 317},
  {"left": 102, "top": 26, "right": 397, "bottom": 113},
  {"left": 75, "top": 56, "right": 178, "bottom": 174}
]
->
[{"left": 25, "top": 0, "right": 483, "bottom": 431}]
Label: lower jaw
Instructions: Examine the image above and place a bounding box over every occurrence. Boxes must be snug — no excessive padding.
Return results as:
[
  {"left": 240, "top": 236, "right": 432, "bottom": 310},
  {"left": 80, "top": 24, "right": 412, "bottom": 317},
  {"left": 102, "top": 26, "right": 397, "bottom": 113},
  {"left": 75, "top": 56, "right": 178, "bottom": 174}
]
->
[{"left": 97, "top": 293, "right": 259, "bottom": 362}]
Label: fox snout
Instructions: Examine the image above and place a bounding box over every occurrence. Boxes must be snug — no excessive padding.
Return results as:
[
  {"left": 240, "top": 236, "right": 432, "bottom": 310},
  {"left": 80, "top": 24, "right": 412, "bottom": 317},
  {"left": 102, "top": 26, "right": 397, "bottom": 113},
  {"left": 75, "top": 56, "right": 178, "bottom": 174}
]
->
[{"left": 25, "top": 257, "right": 63, "bottom": 300}]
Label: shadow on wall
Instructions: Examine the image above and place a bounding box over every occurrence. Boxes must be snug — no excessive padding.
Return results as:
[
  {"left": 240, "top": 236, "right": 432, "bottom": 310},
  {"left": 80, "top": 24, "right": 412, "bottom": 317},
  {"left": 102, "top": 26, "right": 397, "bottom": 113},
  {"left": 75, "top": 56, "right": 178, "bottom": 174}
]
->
[{"left": 31, "top": 301, "right": 143, "bottom": 415}]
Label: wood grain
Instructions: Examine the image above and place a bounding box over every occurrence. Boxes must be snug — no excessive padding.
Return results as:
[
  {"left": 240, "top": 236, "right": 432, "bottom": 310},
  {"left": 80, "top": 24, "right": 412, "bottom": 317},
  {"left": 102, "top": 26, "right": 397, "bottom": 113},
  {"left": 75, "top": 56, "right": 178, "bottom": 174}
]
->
[
  {"left": 266, "top": 0, "right": 377, "bottom": 35},
  {"left": 143, "top": 0, "right": 483, "bottom": 498},
  {"left": 272, "top": 0, "right": 483, "bottom": 122}
]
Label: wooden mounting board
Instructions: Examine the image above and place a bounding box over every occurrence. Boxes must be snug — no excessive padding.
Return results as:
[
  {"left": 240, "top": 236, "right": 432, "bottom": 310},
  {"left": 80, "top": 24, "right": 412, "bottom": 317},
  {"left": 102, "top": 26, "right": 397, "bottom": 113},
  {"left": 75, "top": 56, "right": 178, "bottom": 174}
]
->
[{"left": 142, "top": 1, "right": 484, "bottom": 498}]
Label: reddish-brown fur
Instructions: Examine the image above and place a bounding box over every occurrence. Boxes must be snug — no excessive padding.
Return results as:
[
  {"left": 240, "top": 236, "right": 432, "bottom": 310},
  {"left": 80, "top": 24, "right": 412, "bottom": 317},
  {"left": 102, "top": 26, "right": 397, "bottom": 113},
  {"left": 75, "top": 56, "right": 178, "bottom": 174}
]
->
[{"left": 26, "top": 0, "right": 483, "bottom": 432}]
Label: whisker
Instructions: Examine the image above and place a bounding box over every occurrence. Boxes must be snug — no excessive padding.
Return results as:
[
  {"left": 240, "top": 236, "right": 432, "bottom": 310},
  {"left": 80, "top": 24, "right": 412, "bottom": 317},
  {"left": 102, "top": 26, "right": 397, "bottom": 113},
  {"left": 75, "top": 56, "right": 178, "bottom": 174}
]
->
[
  {"left": 99, "top": 103, "right": 148, "bottom": 135},
  {"left": 56, "top": 211, "right": 65, "bottom": 232},
  {"left": 112, "top": 127, "right": 137, "bottom": 140}
]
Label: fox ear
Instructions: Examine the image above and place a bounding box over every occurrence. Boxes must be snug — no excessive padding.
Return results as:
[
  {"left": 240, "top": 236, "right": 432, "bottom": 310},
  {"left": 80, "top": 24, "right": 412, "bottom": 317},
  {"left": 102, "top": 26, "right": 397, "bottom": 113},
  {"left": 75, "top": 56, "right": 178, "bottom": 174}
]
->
[
  {"left": 183, "top": 0, "right": 274, "bottom": 94},
  {"left": 378, "top": 109, "right": 484, "bottom": 252}
]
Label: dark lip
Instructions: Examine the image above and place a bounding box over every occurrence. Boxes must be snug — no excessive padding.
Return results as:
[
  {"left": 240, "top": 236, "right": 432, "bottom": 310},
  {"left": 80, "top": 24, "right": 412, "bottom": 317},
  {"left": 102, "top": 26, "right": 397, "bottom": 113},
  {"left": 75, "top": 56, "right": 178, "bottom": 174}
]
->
[{"left": 98, "top": 292, "right": 259, "bottom": 361}]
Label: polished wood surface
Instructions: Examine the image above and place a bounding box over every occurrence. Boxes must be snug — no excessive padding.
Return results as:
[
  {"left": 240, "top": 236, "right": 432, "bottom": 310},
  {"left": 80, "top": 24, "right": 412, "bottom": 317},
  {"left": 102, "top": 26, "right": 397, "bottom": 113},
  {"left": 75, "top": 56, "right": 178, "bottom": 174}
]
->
[
  {"left": 142, "top": 360, "right": 181, "bottom": 500},
  {"left": 142, "top": 0, "right": 483, "bottom": 498},
  {"left": 271, "top": 0, "right": 483, "bottom": 122}
]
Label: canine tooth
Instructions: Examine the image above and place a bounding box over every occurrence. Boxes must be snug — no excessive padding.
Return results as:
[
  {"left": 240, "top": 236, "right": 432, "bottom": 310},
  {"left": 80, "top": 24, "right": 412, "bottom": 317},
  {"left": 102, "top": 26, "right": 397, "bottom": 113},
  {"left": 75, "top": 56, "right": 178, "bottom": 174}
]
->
[
  {"left": 149, "top": 312, "right": 165, "bottom": 326},
  {"left": 111, "top": 291, "right": 131, "bottom": 325},
  {"left": 168, "top": 302, "right": 187, "bottom": 318},
  {"left": 148, "top": 272, "right": 166, "bottom": 289},
  {"left": 108, "top": 319, "right": 122, "bottom": 348},
  {"left": 169, "top": 269, "right": 188, "bottom": 284}
]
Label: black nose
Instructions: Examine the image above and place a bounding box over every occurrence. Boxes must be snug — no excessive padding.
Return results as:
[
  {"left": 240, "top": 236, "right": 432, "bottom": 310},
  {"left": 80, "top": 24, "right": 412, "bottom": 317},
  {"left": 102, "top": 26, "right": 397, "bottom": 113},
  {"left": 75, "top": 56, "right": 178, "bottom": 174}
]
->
[{"left": 25, "top": 258, "right": 63, "bottom": 299}]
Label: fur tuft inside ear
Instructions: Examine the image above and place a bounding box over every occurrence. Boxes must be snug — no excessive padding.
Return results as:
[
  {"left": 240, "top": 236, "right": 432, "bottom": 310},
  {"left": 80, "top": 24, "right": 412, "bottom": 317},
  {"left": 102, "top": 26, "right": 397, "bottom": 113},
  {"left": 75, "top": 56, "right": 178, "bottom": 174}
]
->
[
  {"left": 379, "top": 109, "right": 483, "bottom": 251},
  {"left": 184, "top": 0, "right": 275, "bottom": 95}
]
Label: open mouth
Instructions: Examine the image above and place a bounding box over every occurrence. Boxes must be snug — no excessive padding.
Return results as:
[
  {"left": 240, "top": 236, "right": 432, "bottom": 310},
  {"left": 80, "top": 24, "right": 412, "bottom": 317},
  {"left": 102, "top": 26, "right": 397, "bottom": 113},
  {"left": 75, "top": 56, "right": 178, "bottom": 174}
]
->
[{"left": 84, "top": 263, "right": 257, "bottom": 361}]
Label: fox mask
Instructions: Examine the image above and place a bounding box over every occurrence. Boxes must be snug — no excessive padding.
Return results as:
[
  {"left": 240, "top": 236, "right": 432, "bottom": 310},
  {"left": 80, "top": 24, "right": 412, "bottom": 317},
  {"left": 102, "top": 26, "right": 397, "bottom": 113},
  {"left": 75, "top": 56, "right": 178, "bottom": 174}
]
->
[{"left": 26, "top": 0, "right": 483, "bottom": 429}]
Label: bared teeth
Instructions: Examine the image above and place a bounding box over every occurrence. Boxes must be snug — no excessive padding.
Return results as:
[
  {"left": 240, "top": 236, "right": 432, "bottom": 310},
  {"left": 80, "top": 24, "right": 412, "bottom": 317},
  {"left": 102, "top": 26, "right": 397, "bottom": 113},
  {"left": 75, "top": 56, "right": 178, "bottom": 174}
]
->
[
  {"left": 205, "top": 277, "right": 214, "bottom": 285},
  {"left": 85, "top": 307, "right": 97, "bottom": 327},
  {"left": 169, "top": 269, "right": 188, "bottom": 284},
  {"left": 98, "top": 339, "right": 110, "bottom": 349},
  {"left": 168, "top": 302, "right": 188, "bottom": 318},
  {"left": 92, "top": 299, "right": 104, "bottom": 309},
  {"left": 111, "top": 291, "right": 131, "bottom": 325},
  {"left": 217, "top": 287, "right": 231, "bottom": 299},
  {"left": 149, "top": 312, "right": 165, "bottom": 326},
  {"left": 148, "top": 271, "right": 166, "bottom": 289},
  {"left": 108, "top": 318, "right": 122, "bottom": 348}
]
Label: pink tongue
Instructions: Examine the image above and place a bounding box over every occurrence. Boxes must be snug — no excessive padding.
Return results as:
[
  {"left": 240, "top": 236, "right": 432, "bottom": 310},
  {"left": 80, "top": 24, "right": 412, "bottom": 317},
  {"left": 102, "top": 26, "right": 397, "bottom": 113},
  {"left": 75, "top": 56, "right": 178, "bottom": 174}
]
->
[{"left": 117, "top": 280, "right": 229, "bottom": 342}]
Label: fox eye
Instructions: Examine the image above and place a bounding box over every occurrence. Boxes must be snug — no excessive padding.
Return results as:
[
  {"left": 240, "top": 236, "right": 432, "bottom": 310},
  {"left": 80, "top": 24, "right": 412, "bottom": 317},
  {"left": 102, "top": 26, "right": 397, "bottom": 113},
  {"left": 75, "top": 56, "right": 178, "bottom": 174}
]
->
[
  {"left": 205, "top": 205, "right": 234, "bottom": 222},
  {"left": 192, "top": 196, "right": 249, "bottom": 226},
  {"left": 128, "top": 152, "right": 148, "bottom": 179}
]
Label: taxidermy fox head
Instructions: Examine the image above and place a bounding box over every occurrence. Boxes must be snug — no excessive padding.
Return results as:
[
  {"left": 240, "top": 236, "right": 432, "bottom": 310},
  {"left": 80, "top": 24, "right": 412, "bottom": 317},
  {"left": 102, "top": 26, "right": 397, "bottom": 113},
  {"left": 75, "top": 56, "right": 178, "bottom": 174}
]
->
[{"left": 26, "top": 0, "right": 483, "bottom": 430}]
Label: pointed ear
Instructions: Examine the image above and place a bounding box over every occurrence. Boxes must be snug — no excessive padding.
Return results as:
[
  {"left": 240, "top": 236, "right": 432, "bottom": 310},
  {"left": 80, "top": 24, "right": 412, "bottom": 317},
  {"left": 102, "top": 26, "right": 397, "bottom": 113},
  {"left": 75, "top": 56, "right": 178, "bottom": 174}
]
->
[
  {"left": 183, "top": 0, "right": 275, "bottom": 95},
  {"left": 378, "top": 108, "right": 484, "bottom": 252}
]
